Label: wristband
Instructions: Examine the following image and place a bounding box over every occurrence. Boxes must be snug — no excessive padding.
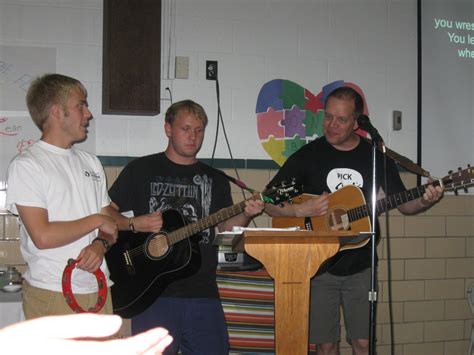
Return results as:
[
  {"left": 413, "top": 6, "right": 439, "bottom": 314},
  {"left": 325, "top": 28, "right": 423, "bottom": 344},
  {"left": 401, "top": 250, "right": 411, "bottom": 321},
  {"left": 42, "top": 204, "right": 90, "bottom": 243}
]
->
[
  {"left": 93, "top": 237, "right": 110, "bottom": 252},
  {"left": 61, "top": 258, "right": 107, "bottom": 313},
  {"left": 129, "top": 217, "right": 137, "bottom": 233}
]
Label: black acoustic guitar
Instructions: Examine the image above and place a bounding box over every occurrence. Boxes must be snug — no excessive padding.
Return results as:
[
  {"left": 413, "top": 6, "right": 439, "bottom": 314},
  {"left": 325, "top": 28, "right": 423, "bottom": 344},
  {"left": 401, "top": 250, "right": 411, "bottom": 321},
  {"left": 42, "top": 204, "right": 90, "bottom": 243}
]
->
[{"left": 106, "top": 181, "right": 300, "bottom": 318}]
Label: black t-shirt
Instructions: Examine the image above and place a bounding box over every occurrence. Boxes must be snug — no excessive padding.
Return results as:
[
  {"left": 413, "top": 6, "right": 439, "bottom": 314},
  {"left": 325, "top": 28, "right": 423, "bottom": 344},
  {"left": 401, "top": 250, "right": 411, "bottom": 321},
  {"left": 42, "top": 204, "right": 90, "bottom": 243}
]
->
[
  {"left": 109, "top": 152, "right": 233, "bottom": 298},
  {"left": 268, "top": 137, "right": 406, "bottom": 276}
]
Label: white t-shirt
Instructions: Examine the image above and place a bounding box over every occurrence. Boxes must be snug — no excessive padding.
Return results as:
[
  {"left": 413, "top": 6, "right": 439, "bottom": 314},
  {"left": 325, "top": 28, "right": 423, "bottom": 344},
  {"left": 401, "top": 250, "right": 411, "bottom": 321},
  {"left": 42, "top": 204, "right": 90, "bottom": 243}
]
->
[{"left": 6, "top": 140, "right": 111, "bottom": 293}]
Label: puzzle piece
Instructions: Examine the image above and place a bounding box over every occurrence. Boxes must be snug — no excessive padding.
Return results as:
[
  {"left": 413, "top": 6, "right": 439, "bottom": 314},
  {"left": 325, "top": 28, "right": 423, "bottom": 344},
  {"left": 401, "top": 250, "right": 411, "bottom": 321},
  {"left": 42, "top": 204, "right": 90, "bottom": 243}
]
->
[
  {"left": 282, "top": 80, "right": 305, "bottom": 110},
  {"left": 321, "top": 80, "right": 344, "bottom": 105},
  {"left": 283, "top": 135, "right": 306, "bottom": 158},
  {"left": 262, "top": 136, "right": 286, "bottom": 166},
  {"left": 304, "top": 109, "right": 324, "bottom": 139},
  {"left": 255, "top": 79, "right": 283, "bottom": 113},
  {"left": 256, "top": 108, "right": 284, "bottom": 140},
  {"left": 282, "top": 106, "right": 305, "bottom": 138},
  {"left": 304, "top": 89, "right": 324, "bottom": 113}
]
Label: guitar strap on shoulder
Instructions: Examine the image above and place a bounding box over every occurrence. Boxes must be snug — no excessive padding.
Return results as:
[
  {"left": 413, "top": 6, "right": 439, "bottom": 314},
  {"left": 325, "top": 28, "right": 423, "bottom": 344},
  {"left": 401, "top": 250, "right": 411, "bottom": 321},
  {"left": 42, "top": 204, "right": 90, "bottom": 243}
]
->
[{"left": 361, "top": 137, "right": 431, "bottom": 178}]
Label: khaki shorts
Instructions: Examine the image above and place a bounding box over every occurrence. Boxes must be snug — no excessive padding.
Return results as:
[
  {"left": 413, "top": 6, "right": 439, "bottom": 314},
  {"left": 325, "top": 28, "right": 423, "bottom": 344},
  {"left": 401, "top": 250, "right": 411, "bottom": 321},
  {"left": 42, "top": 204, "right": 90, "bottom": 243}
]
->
[
  {"left": 309, "top": 268, "right": 372, "bottom": 344},
  {"left": 22, "top": 280, "right": 113, "bottom": 320}
]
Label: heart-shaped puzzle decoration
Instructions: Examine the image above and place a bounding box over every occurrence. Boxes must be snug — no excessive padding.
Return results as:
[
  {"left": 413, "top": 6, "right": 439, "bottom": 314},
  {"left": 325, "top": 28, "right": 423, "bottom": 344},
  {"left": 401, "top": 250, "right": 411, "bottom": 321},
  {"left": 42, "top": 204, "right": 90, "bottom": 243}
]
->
[{"left": 256, "top": 79, "right": 368, "bottom": 166}]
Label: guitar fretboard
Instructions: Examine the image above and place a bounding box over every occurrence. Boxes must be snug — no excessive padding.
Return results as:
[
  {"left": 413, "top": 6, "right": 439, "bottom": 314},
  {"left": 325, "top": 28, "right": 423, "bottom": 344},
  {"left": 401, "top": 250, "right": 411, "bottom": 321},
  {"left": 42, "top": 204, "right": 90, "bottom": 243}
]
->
[
  {"left": 167, "top": 200, "right": 248, "bottom": 246},
  {"left": 347, "top": 179, "right": 442, "bottom": 222}
]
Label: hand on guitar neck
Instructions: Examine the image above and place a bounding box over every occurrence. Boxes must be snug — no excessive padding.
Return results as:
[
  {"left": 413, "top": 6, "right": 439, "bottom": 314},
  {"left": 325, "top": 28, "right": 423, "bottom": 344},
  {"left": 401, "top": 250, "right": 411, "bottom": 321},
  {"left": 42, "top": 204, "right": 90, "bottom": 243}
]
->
[
  {"left": 399, "top": 177, "right": 443, "bottom": 214},
  {"left": 219, "top": 198, "right": 265, "bottom": 232}
]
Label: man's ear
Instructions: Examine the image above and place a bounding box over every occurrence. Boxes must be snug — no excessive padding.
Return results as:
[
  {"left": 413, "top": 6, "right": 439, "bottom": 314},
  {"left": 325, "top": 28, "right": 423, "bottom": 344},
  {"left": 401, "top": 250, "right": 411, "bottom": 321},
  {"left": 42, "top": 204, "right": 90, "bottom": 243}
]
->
[
  {"left": 164, "top": 122, "right": 172, "bottom": 138},
  {"left": 49, "top": 104, "right": 61, "bottom": 120},
  {"left": 353, "top": 115, "right": 359, "bottom": 131}
]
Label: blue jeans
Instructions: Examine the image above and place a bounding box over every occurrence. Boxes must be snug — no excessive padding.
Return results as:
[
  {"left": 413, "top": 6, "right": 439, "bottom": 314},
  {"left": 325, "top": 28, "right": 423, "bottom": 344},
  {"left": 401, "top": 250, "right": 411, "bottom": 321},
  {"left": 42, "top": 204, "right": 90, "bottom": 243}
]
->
[{"left": 132, "top": 297, "right": 229, "bottom": 354}]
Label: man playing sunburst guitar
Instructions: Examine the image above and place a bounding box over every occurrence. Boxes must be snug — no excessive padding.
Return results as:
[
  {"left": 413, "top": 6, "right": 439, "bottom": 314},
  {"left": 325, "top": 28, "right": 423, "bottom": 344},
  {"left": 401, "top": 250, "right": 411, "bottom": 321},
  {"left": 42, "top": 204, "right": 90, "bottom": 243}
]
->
[
  {"left": 108, "top": 100, "right": 264, "bottom": 354},
  {"left": 265, "top": 86, "right": 443, "bottom": 355}
]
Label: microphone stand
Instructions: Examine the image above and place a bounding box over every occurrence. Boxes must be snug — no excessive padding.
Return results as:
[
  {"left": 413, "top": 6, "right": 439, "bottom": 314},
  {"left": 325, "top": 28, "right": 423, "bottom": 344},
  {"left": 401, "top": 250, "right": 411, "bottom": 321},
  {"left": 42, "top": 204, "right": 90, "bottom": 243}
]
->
[{"left": 367, "top": 136, "right": 383, "bottom": 355}]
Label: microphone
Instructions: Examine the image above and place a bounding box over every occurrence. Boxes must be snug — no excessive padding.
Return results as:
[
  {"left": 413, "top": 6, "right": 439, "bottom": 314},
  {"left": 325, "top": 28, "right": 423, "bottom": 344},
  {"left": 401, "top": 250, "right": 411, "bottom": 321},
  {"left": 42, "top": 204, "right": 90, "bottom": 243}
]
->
[{"left": 357, "top": 114, "right": 384, "bottom": 144}]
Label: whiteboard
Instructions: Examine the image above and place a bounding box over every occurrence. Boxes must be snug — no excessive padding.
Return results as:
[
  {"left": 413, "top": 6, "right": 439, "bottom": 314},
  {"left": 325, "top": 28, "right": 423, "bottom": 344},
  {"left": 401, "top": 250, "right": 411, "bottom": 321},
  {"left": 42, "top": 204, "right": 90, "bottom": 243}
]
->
[
  {"left": 0, "top": 45, "right": 96, "bottom": 190},
  {"left": 0, "top": 45, "right": 56, "bottom": 111},
  {"left": 0, "top": 113, "right": 41, "bottom": 182}
]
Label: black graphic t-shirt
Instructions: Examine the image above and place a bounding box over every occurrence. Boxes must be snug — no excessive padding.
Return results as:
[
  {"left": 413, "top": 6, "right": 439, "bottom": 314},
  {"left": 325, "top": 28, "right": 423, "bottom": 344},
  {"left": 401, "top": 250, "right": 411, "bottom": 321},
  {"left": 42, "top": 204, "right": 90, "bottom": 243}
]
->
[
  {"left": 109, "top": 152, "right": 232, "bottom": 298},
  {"left": 268, "top": 137, "right": 406, "bottom": 276}
]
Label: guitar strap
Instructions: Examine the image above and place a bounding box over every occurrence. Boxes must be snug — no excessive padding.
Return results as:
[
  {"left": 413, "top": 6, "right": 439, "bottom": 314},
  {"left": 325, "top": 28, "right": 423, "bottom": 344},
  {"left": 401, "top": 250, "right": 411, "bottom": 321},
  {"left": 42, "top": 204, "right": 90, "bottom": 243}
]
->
[
  {"left": 361, "top": 137, "right": 431, "bottom": 178},
  {"left": 211, "top": 139, "right": 431, "bottom": 187},
  {"left": 212, "top": 168, "right": 258, "bottom": 193}
]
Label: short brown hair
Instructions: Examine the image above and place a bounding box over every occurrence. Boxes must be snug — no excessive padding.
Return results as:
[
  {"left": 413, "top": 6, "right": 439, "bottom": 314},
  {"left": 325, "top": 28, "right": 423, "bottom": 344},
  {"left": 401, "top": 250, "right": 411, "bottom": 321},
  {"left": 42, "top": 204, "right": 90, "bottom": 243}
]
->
[
  {"left": 26, "top": 73, "right": 87, "bottom": 130},
  {"left": 165, "top": 99, "right": 208, "bottom": 126},
  {"left": 325, "top": 86, "right": 364, "bottom": 118}
]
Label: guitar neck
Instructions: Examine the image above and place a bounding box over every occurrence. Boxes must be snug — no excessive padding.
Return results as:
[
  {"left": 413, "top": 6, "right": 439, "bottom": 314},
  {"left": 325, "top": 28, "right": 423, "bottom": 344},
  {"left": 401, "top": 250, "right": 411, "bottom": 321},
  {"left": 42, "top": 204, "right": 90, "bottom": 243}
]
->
[
  {"left": 167, "top": 199, "right": 252, "bottom": 246},
  {"left": 347, "top": 179, "right": 443, "bottom": 222}
]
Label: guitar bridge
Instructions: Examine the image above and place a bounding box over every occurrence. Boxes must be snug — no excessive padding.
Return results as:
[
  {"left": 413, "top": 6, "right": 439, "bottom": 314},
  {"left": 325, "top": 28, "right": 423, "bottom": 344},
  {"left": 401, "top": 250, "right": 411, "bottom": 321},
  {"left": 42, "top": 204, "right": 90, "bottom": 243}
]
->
[
  {"left": 124, "top": 250, "right": 135, "bottom": 275},
  {"left": 341, "top": 213, "right": 350, "bottom": 230}
]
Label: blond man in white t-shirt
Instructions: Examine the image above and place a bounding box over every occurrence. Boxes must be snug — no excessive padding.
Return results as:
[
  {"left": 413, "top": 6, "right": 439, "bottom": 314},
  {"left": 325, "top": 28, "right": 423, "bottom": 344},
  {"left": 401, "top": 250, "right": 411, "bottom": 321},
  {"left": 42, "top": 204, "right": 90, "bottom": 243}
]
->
[{"left": 6, "top": 74, "right": 163, "bottom": 319}]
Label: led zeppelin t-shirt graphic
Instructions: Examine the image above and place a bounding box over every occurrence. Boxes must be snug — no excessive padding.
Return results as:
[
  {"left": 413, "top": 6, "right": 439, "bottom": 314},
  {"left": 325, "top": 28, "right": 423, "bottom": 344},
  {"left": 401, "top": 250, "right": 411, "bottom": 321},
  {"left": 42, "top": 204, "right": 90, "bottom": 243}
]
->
[{"left": 148, "top": 174, "right": 213, "bottom": 244}]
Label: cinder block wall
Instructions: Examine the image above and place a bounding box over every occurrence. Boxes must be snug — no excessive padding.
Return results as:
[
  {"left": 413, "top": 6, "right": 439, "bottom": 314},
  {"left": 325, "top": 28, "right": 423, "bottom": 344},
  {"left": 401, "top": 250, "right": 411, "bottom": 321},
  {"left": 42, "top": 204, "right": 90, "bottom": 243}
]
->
[{"left": 1, "top": 167, "right": 473, "bottom": 354}]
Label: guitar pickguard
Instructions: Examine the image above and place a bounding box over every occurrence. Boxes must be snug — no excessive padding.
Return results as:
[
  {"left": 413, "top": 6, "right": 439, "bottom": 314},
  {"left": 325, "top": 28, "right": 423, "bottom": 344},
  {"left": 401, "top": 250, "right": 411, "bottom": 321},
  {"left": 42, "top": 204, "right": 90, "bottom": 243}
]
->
[{"left": 327, "top": 207, "right": 351, "bottom": 231}]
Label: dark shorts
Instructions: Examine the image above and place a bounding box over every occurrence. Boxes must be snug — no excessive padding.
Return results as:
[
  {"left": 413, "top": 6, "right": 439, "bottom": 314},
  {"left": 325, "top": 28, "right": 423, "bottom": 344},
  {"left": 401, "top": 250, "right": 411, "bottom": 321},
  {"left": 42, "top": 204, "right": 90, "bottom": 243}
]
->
[
  {"left": 132, "top": 297, "right": 229, "bottom": 355},
  {"left": 309, "top": 268, "right": 372, "bottom": 344}
]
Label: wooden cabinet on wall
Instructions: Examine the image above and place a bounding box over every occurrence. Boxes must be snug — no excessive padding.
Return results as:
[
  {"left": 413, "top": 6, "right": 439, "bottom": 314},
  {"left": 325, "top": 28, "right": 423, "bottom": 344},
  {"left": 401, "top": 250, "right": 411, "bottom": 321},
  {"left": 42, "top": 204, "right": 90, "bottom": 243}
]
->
[{"left": 102, "top": 0, "right": 161, "bottom": 115}]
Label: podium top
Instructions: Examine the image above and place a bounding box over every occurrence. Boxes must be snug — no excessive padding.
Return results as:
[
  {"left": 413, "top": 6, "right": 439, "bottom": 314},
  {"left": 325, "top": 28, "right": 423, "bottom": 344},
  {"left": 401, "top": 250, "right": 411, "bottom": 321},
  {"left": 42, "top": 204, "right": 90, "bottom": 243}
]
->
[{"left": 233, "top": 229, "right": 359, "bottom": 252}]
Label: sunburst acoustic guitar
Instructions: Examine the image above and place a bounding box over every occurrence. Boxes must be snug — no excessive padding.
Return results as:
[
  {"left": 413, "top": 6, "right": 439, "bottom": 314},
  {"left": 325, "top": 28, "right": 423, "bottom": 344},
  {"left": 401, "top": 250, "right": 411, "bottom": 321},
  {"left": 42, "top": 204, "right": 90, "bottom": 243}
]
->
[{"left": 273, "top": 167, "right": 474, "bottom": 252}]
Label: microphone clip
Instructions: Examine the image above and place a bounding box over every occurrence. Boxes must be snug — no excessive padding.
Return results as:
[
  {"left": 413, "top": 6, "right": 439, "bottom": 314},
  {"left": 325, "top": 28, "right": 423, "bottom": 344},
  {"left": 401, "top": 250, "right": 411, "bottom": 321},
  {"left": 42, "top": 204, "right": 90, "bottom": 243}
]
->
[{"left": 357, "top": 114, "right": 384, "bottom": 145}]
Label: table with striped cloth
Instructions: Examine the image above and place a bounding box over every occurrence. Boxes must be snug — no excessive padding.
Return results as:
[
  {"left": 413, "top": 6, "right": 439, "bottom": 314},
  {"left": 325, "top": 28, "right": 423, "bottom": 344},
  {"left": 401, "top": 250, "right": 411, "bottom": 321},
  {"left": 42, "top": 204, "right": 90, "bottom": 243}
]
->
[{"left": 216, "top": 269, "right": 317, "bottom": 354}]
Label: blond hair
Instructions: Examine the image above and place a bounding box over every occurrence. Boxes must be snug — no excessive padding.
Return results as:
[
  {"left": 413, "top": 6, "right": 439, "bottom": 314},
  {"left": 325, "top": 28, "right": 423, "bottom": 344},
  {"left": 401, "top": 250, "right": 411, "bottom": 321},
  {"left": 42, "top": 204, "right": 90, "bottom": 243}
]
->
[
  {"left": 165, "top": 100, "right": 208, "bottom": 126},
  {"left": 26, "top": 73, "right": 87, "bottom": 130}
]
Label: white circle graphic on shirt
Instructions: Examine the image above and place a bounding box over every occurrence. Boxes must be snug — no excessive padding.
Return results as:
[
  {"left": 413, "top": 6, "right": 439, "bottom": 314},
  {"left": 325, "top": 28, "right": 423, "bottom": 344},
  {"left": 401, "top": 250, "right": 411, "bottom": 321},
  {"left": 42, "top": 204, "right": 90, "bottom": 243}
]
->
[{"left": 326, "top": 168, "right": 363, "bottom": 193}]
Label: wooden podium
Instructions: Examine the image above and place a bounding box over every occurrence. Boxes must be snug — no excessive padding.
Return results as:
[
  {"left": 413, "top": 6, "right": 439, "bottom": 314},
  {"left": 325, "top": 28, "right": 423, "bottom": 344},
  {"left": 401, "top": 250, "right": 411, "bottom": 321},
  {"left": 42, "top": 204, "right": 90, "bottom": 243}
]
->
[{"left": 235, "top": 230, "right": 356, "bottom": 355}]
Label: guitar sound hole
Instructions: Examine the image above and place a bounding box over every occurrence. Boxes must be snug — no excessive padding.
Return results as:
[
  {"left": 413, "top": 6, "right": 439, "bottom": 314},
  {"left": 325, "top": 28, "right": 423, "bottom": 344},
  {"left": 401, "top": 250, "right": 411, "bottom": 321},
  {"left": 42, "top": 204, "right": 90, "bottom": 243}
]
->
[{"left": 147, "top": 234, "right": 170, "bottom": 259}]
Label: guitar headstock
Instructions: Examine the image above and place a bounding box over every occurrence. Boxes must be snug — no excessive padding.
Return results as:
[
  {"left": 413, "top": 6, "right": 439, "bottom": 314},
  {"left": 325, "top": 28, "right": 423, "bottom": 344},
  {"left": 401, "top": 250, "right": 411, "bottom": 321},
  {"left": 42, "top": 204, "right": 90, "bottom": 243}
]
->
[
  {"left": 442, "top": 165, "right": 474, "bottom": 194},
  {"left": 262, "top": 179, "right": 302, "bottom": 205}
]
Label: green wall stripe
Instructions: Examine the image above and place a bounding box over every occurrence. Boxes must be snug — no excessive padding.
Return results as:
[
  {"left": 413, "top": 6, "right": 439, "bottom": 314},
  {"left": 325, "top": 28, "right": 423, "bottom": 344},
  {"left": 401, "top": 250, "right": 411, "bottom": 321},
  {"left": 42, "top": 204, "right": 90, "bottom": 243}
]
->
[
  {"left": 98, "top": 156, "right": 281, "bottom": 170},
  {"left": 98, "top": 156, "right": 406, "bottom": 172}
]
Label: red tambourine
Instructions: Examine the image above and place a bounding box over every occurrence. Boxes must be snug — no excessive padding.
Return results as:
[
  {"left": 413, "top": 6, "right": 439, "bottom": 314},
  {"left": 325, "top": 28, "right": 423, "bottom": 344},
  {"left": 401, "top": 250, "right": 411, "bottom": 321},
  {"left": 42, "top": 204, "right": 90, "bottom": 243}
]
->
[{"left": 61, "top": 258, "right": 107, "bottom": 313}]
